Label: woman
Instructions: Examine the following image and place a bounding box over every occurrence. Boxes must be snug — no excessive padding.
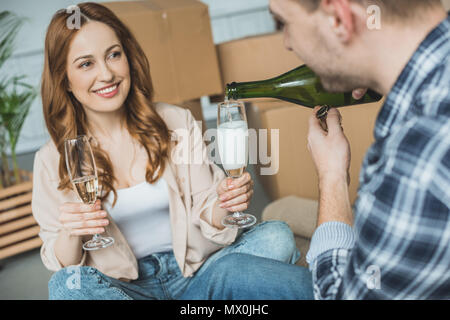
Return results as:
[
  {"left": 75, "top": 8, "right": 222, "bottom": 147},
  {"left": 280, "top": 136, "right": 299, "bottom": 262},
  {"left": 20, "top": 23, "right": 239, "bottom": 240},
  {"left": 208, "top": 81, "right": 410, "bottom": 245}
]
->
[{"left": 32, "top": 2, "right": 313, "bottom": 300}]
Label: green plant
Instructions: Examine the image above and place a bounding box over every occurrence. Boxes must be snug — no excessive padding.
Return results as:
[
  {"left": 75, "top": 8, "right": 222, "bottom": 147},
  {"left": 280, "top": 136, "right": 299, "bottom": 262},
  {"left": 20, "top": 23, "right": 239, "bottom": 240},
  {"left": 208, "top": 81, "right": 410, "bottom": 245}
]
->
[{"left": 0, "top": 11, "right": 37, "bottom": 188}]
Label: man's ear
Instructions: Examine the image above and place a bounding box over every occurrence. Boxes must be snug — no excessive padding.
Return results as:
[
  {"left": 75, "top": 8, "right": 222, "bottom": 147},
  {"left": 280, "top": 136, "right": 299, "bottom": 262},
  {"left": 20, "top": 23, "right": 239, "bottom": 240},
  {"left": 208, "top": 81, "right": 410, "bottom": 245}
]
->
[{"left": 320, "top": 0, "right": 354, "bottom": 43}]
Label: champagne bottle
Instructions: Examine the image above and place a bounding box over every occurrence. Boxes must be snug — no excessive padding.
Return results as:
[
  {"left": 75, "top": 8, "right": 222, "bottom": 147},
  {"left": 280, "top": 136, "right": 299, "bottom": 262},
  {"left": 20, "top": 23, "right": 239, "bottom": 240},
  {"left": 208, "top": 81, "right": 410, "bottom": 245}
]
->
[{"left": 225, "top": 65, "right": 382, "bottom": 108}]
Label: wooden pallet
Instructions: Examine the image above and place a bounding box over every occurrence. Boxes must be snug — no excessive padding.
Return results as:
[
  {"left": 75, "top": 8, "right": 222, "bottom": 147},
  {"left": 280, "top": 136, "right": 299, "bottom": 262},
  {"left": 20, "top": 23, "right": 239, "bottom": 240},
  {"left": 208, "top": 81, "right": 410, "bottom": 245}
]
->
[{"left": 0, "top": 170, "right": 42, "bottom": 260}]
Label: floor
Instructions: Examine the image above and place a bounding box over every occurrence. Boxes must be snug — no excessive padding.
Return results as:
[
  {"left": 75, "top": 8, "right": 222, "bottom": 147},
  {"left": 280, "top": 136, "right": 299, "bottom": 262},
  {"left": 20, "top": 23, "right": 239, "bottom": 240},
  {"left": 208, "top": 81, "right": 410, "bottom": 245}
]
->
[{"left": 0, "top": 119, "right": 272, "bottom": 300}]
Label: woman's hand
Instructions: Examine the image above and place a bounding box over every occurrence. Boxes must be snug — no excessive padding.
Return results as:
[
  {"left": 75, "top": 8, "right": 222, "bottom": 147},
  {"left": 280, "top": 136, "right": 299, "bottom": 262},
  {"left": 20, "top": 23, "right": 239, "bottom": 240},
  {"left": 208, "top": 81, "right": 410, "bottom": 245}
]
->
[
  {"left": 58, "top": 199, "right": 109, "bottom": 236},
  {"left": 217, "top": 172, "right": 254, "bottom": 212}
]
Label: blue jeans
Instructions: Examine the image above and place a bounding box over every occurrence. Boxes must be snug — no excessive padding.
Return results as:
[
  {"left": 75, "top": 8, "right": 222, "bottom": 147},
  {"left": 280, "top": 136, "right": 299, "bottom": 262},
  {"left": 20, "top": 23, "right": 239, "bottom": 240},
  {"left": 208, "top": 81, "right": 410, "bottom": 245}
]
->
[{"left": 48, "top": 221, "right": 314, "bottom": 300}]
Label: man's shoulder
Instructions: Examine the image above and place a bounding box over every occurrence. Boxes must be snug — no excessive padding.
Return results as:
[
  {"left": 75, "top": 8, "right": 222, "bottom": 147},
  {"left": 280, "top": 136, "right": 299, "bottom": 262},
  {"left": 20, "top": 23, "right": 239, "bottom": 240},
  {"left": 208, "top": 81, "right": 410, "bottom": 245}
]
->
[{"left": 415, "top": 54, "right": 450, "bottom": 117}]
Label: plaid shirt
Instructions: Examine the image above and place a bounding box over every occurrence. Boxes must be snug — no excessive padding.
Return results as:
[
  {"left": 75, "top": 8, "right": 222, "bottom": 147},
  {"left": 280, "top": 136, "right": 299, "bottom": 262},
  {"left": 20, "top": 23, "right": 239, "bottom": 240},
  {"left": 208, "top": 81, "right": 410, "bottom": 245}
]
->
[{"left": 306, "top": 13, "right": 450, "bottom": 299}]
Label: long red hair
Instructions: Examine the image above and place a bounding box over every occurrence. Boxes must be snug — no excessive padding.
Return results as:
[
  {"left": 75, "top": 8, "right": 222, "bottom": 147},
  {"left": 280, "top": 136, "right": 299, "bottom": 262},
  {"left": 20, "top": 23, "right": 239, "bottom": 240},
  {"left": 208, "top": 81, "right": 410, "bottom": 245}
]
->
[{"left": 41, "top": 2, "right": 171, "bottom": 205}]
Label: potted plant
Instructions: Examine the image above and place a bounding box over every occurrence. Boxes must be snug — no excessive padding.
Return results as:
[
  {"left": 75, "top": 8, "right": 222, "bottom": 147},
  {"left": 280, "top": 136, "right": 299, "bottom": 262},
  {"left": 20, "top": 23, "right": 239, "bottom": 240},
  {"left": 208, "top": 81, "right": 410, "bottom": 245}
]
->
[
  {"left": 0, "top": 11, "right": 40, "bottom": 260},
  {"left": 0, "top": 11, "right": 37, "bottom": 188}
]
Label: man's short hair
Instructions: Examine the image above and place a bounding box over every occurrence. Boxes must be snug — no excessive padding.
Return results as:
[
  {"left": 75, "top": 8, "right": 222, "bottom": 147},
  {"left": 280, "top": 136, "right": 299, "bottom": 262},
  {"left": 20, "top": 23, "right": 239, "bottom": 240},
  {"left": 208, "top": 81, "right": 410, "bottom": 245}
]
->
[{"left": 298, "top": 0, "right": 442, "bottom": 20}]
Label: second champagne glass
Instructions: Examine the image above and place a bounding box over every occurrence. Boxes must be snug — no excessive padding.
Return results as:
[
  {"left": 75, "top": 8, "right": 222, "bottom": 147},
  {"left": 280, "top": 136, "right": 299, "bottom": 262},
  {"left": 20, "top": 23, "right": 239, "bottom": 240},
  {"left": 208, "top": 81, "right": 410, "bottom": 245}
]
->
[
  {"left": 217, "top": 100, "right": 257, "bottom": 228},
  {"left": 64, "top": 135, "right": 114, "bottom": 250}
]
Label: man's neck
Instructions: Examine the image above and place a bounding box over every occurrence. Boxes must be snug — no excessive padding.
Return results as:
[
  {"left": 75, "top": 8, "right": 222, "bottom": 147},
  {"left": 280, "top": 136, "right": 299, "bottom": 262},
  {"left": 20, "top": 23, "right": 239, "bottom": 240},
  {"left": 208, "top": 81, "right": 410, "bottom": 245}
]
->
[{"left": 367, "top": 9, "right": 447, "bottom": 96}]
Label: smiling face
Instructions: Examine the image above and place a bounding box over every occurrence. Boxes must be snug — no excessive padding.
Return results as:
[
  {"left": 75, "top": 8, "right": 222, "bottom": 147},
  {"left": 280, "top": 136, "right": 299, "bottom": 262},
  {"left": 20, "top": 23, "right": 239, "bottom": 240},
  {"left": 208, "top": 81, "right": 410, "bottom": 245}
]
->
[{"left": 66, "top": 21, "right": 131, "bottom": 117}]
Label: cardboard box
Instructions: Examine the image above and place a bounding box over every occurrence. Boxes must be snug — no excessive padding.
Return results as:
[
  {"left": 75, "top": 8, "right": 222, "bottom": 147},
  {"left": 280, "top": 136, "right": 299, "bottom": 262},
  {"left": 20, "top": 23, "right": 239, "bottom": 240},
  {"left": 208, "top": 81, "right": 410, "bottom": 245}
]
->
[
  {"left": 216, "top": 32, "right": 303, "bottom": 90},
  {"left": 103, "top": 0, "right": 222, "bottom": 104},
  {"left": 252, "top": 99, "right": 384, "bottom": 204},
  {"left": 443, "top": 0, "right": 450, "bottom": 10}
]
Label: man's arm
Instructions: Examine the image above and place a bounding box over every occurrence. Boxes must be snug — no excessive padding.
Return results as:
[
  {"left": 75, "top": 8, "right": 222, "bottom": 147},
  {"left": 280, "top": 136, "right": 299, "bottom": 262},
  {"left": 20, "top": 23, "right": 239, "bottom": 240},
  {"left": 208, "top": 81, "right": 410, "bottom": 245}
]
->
[
  {"left": 305, "top": 107, "right": 356, "bottom": 299},
  {"left": 310, "top": 89, "right": 367, "bottom": 226},
  {"left": 307, "top": 107, "right": 353, "bottom": 227},
  {"left": 306, "top": 111, "right": 450, "bottom": 299}
]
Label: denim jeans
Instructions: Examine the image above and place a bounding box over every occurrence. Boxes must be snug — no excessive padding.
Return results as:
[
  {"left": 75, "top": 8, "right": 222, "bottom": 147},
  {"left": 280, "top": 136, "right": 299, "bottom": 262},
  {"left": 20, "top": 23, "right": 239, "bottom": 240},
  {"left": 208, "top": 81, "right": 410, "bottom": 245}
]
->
[{"left": 48, "top": 220, "right": 314, "bottom": 300}]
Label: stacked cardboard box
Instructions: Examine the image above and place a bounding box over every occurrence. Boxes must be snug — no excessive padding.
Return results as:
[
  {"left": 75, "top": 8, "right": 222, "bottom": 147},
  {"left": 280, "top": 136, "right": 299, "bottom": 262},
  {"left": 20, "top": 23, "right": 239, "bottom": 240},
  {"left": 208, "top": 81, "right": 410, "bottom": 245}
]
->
[{"left": 216, "top": 32, "right": 384, "bottom": 204}]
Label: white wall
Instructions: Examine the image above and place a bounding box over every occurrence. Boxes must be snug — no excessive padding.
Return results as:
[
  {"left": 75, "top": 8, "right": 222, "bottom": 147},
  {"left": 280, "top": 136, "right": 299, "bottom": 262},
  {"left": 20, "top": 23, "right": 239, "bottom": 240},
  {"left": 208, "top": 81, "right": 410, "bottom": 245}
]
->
[
  {"left": 0, "top": 0, "right": 274, "bottom": 154},
  {"left": 201, "top": 0, "right": 275, "bottom": 44}
]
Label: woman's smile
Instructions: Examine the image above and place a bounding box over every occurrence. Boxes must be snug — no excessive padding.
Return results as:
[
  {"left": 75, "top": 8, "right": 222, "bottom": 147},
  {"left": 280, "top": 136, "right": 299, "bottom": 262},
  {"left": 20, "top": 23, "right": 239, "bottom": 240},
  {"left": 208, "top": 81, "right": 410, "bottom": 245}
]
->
[{"left": 93, "top": 81, "right": 121, "bottom": 98}]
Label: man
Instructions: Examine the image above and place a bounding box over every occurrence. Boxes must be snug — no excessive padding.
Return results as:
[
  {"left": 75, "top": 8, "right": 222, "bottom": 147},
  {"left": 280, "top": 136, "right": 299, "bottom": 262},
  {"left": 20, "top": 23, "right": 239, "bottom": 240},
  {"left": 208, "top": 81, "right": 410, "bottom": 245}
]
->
[{"left": 269, "top": 0, "right": 449, "bottom": 299}]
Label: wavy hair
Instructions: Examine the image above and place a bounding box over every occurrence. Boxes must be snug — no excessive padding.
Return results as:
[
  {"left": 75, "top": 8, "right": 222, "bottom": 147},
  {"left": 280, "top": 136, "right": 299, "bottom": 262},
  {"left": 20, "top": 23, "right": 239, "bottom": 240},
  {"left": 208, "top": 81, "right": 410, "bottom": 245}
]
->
[{"left": 41, "top": 2, "right": 171, "bottom": 205}]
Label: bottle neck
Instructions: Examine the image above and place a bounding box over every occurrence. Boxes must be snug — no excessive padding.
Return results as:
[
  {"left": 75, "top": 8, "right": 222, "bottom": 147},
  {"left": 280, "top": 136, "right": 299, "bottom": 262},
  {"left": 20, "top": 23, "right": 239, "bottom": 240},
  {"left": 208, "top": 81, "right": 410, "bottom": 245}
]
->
[
  {"left": 226, "top": 80, "right": 277, "bottom": 101},
  {"left": 225, "top": 65, "right": 315, "bottom": 101}
]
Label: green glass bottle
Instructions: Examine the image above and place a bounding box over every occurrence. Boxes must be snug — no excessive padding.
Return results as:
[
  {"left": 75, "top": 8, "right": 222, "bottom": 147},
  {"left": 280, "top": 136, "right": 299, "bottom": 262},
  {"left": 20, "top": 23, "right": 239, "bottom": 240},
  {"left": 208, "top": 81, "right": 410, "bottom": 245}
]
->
[{"left": 226, "top": 65, "right": 382, "bottom": 108}]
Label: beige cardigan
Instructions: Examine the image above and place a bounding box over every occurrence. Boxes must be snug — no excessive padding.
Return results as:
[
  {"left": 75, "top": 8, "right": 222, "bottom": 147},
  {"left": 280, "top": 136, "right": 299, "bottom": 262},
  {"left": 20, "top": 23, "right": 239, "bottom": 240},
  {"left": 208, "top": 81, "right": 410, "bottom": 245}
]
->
[{"left": 31, "top": 103, "right": 238, "bottom": 280}]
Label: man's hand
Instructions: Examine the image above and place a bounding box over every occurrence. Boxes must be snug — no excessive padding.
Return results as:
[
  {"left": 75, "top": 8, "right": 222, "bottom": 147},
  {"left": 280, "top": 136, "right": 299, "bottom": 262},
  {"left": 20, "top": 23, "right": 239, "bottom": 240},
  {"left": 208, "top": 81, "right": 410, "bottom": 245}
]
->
[
  {"left": 308, "top": 107, "right": 351, "bottom": 185},
  {"left": 307, "top": 107, "right": 353, "bottom": 226}
]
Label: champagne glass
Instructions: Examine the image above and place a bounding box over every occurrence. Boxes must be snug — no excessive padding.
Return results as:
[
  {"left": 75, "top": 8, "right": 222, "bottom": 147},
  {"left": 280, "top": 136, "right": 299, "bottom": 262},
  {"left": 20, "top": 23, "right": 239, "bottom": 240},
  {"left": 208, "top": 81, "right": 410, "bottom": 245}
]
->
[
  {"left": 64, "top": 135, "right": 114, "bottom": 250},
  {"left": 217, "top": 100, "right": 257, "bottom": 228}
]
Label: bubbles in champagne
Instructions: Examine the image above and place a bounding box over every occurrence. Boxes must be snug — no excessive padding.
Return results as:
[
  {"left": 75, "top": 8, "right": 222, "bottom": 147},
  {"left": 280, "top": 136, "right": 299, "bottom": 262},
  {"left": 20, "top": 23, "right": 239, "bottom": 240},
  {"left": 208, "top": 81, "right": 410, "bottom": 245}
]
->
[{"left": 72, "top": 175, "right": 98, "bottom": 204}]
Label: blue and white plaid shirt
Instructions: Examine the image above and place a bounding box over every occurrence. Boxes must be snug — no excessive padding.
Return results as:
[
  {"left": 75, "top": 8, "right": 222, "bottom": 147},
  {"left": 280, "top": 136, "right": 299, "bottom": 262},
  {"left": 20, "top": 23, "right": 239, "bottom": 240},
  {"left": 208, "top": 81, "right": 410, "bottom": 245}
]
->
[{"left": 306, "top": 13, "right": 450, "bottom": 299}]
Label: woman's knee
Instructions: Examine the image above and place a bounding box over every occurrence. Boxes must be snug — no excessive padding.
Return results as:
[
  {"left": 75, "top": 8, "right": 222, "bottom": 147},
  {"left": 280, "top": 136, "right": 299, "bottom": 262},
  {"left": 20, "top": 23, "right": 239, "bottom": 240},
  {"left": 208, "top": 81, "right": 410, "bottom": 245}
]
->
[{"left": 247, "top": 220, "right": 299, "bottom": 263}]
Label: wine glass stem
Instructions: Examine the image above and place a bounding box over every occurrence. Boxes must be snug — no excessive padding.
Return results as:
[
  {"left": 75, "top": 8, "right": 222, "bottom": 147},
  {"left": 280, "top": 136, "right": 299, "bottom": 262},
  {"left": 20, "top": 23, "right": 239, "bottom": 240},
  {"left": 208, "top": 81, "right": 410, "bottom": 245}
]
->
[{"left": 227, "top": 177, "right": 244, "bottom": 218}]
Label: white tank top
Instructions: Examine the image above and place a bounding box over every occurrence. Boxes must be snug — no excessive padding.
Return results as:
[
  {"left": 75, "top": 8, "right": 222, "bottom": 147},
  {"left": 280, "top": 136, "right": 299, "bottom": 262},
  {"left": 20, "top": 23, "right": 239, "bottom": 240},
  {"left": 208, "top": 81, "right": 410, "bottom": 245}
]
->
[{"left": 103, "top": 178, "right": 173, "bottom": 259}]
